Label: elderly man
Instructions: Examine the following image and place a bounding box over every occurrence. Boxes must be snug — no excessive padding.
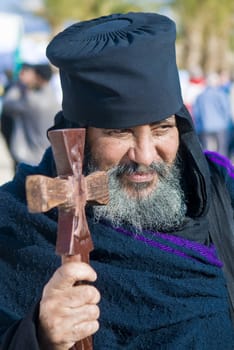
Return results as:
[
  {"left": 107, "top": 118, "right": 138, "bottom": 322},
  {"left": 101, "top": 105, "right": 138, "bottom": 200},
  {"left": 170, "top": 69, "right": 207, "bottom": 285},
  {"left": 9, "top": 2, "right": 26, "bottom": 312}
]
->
[{"left": 0, "top": 12, "right": 234, "bottom": 349}]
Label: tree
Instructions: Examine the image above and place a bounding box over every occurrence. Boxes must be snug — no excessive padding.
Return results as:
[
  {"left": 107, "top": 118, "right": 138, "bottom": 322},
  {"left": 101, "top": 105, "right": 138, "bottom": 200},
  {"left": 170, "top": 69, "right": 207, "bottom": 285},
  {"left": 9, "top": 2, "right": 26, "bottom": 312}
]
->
[
  {"left": 171, "top": 0, "right": 234, "bottom": 73},
  {"left": 43, "top": 0, "right": 143, "bottom": 29}
]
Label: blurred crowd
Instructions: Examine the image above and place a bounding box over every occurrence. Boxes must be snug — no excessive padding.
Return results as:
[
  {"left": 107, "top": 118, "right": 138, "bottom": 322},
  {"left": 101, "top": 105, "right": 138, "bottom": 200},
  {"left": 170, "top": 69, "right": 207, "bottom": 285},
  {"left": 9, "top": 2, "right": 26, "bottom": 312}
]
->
[
  {"left": 180, "top": 68, "right": 234, "bottom": 160},
  {"left": 0, "top": 61, "right": 61, "bottom": 171}
]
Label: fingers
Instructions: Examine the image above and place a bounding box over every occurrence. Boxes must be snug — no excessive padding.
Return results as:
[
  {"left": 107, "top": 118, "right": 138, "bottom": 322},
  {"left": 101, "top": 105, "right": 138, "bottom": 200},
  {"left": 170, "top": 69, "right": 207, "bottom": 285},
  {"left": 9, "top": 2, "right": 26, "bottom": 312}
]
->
[
  {"left": 39, "top": 303, "right": 100, "bottom": 344},
  {"left": 47, "top": 303, "right": 100, "bottom": 327},
  {"left": 43, "top": 261, "right": 97, "bottom": 292},
  {"left": 38, "top": 316, "right": 99, "bottom": 349},
  {"left": 42, "top": 284, "right": 101, "bottom": 309},
  {"left": 72, "top": 320, "right": 99, "bottom": 342},
  {"left": 38, "top": 261, "right": 101, "bottom": 349}
]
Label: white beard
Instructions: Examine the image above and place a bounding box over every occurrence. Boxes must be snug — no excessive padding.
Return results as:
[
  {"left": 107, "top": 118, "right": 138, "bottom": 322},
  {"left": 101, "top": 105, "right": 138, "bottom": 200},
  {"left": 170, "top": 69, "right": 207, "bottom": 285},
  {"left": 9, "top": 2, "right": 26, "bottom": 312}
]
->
[{"left": 91, "top": 160, "right": 187, "bottom": 233}]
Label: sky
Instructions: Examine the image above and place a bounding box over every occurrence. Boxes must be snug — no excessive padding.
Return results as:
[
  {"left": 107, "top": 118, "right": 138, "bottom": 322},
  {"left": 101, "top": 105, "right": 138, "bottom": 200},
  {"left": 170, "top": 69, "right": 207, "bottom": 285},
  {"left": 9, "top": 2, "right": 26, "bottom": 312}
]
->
[
  {"left": 0, "top": 0, "right": 44, "bottom": 13},
  {"left": 0, "top": 0, "right": 50, "bottom": 71},
  {"left": 0, "top": 0, "right": 50, "bottom": 34}
]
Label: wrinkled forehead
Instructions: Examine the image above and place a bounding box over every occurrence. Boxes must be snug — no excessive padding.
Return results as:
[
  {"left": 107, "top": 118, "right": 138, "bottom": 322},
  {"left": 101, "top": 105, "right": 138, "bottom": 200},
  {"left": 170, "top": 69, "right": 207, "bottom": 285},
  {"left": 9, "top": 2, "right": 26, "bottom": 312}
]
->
[{"left": 87, "top": 115, "right": 177, "bottom": 131}]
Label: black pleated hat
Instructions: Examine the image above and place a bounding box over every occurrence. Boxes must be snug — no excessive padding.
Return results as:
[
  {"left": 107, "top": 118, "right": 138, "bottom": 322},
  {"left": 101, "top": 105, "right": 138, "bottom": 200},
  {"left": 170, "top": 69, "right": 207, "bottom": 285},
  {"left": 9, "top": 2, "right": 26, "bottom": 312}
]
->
[{"left": 46, "top": 12, "right": 183, "bottom": 128}]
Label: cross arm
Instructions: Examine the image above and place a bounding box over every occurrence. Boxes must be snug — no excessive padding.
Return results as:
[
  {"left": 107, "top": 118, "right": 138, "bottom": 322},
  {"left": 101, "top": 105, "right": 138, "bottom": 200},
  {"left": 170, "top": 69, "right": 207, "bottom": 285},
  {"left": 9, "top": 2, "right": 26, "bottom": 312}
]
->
[{"left": 26, "top": 171, "right": 109, "bottom": 213}]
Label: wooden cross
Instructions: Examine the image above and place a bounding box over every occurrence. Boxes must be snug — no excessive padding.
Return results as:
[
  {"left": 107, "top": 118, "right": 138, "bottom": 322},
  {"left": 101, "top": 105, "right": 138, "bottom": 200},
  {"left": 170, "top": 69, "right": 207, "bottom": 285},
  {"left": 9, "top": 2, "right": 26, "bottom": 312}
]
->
[{"left": 26, "top": 128, "right": 109, "bottom": 350}]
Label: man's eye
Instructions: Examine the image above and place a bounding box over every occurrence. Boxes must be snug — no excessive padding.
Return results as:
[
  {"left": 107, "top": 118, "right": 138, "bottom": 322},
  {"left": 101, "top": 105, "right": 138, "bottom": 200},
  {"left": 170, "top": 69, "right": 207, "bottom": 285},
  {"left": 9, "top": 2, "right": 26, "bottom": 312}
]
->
[
  {"left": 152, "top": 125, "right": 170, "bottom": 134},
  {"left": 106, "top": 129, "right": 130, "bottom": 136}
]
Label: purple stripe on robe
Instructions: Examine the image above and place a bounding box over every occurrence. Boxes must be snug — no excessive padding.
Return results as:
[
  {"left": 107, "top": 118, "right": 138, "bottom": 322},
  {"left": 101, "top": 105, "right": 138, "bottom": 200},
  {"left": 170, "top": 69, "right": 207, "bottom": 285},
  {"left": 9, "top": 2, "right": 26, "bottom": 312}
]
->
[
  {"left": 111, "top": 225, "right": 223, "bottom": 268},
  {"left": 205, "top": 150, "right": 234, "bottom": 179}
]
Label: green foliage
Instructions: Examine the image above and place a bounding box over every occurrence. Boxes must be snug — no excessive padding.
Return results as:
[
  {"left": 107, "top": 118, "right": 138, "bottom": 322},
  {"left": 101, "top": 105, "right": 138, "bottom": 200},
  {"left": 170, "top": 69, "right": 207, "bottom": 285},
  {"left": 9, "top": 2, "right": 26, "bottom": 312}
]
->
[
  {"left": 171, "top": 0, "right": 234, "bottom": 71},
  {"left": 172, "top": 0, "right": 234, "bottom": 30},
  {"left": 42, "top": 0, "right": 234, "bottom": 71},
  {"left": 43, "top": 0, "right": 143, "bottom": 26}
]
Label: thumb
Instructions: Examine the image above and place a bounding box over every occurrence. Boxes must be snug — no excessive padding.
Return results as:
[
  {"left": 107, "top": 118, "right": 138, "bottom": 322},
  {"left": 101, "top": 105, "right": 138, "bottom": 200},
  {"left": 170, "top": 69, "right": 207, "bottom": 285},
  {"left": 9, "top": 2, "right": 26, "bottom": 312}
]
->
[{"left": 48, "top": 259, "right": 97, "bottom": 291}]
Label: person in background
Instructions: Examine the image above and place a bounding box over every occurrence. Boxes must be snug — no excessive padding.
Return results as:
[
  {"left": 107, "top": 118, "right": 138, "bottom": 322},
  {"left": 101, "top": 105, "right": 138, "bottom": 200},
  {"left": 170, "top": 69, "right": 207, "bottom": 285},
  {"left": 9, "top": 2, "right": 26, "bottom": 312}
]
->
[
  {"left": 0, "top": 12, "right": 234, "bottom": 350},
  {"left": 192, "top": 72, "right": 233, "bottom": 157},
  {"left": 1, "top": 62, "right": 60, "bottom": 168},
  {"left": 219, "top": 70, "right": 234, "bottom": 160},
  {"left": 182, "top": 66, "right": 206, "bottom": 117}
]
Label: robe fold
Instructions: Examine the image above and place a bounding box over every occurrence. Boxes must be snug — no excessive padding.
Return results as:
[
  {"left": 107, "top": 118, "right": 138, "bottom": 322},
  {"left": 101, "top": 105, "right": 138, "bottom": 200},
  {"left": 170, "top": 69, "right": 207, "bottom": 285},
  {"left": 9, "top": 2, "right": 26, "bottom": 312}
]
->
[{"left": 0, "top": 148, "right": 234, "bottom": 349}]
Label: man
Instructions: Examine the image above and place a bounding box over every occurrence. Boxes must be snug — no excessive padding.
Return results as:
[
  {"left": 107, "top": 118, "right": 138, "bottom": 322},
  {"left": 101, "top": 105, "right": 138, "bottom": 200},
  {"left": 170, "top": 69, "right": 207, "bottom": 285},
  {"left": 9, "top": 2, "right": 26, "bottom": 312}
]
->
[
  {"left": 1, "top": 62, "right": 60, "bottom": 168},
  {"left": 193, "top": 72, "right": 232, "bottom": 157},
  {"left": 0, "top": 12, "right": 234, "bottom": 349}
]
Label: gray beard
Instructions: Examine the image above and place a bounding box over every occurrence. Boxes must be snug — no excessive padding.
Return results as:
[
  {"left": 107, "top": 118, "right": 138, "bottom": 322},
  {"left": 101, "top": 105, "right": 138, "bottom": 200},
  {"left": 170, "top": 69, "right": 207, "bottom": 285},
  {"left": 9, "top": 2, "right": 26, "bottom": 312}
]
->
[{"left": 89, "top": 160, "right": 187, "bottom": 233}]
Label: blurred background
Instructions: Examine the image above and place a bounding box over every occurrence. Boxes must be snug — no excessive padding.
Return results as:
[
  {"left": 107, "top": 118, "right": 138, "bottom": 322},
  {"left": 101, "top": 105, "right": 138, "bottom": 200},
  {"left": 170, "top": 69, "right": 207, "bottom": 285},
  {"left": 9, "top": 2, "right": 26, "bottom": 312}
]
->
[{"left": 0, "top": 0, "right": 234, "bottom": 184}]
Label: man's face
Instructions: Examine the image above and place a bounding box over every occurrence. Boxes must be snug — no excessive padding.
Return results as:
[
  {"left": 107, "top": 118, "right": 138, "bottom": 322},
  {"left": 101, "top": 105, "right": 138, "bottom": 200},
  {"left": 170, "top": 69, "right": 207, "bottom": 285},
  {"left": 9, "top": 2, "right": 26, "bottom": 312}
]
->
[
  {"left": 19, "top": 68, "right": 38, "bottom": 89},
  {"left": 86, "top": 115, "right": 186, "bottom": 231},
  {"left": 87, "top": 116, "right": 179, "bottom": 198}
]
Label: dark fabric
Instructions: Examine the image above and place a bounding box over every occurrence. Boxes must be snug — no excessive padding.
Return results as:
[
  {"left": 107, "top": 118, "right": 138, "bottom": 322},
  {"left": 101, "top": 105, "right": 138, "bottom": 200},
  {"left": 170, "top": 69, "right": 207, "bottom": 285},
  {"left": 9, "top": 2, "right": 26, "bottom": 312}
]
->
[
  {"left": 205, "top": 152, "right": 234, "bottom": 322},
  {"left": 46, "top": 12, "right": 183, "bottom": 128},
  {"left": 1, "top": 303, "right": 40, "bottom": 349},
  {"left": 90, "top": 221, "right": 234, "bottom": 349},
  {"left": 0, "top": 150, "right": 234, "bottom": 348},
  {"left": 176, "top": 105, "right": 211, "bottom": 218},
  {"left": 0, "top": 149, "right": 59, "bottom": 340}
]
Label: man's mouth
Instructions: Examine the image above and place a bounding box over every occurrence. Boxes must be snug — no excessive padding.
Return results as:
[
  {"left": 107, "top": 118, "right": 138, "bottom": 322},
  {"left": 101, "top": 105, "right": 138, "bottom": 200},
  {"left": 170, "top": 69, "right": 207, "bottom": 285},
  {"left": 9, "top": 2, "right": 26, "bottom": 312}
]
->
[
  {"left": 123, "top": 171, "right": 155, "bottom": 183},
  {"left": 115, "top": 163, "right": 158, "bottom": 187}
]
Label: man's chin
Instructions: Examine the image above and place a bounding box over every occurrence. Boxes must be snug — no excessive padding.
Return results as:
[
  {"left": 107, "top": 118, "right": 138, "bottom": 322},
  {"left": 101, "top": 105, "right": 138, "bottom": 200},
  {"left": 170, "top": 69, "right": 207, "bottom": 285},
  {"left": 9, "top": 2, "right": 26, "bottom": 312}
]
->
[{"left": 123, "top": 181, "right": 156, "bottom": 199}]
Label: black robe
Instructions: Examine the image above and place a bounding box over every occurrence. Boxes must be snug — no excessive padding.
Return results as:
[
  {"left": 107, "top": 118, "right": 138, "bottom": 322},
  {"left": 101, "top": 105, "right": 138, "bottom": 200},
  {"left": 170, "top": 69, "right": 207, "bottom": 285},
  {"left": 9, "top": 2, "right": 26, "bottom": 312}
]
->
[{"left": 0, "top": 148, "right": 234, "bottom": 348}]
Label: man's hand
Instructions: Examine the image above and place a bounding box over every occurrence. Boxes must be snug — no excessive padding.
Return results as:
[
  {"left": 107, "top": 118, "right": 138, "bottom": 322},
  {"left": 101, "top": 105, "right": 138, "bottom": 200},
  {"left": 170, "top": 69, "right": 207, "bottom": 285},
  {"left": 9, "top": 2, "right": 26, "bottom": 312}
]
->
[{"left": 38, "top": 257, "right": 100, "bottom": 350}]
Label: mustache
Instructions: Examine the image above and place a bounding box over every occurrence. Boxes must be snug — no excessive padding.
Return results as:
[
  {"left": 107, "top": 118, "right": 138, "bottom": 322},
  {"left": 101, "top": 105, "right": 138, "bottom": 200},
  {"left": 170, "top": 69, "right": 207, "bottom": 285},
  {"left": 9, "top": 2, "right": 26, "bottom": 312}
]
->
[{"left": 109, "top": 161, "right": 171, "bottom": 178}]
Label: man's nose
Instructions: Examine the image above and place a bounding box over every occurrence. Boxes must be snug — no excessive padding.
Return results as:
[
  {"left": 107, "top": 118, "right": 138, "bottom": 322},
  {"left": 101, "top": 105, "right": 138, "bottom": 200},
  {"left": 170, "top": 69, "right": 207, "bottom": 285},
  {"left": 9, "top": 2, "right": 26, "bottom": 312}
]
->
[{"left": 127, "top": 137, "right": 157, "bottom": 166}]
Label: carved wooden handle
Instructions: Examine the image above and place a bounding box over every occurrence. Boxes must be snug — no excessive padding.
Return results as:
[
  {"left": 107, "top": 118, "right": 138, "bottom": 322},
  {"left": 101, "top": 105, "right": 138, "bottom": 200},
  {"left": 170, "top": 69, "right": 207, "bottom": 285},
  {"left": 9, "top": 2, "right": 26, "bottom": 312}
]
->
[
  {"left": 71, "top": 337, "right": 93, "bottom": 350},
  {"left": 26, "top": 129, "right": 109, "bottom": 350},
  {"left": 26, "top": 172, "right": 109, "bottom": 213},
  {"left": 26, "top": 175, "right": 70, "bottom": 212}
]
